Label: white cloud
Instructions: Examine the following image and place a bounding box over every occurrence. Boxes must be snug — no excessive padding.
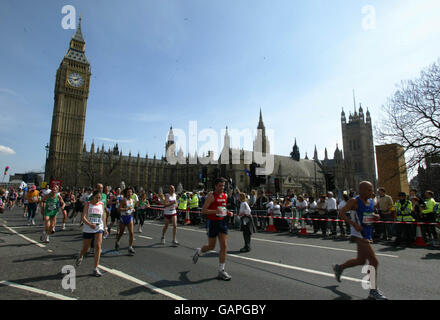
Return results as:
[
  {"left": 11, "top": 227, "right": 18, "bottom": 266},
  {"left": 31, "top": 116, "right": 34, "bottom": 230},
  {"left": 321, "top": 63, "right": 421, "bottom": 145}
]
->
[
  {"left": 95, "top": 137, "right": 135, "bottom": 144},
  {"left": 0, "top": 145, "right": 16, "bottom": 155}
]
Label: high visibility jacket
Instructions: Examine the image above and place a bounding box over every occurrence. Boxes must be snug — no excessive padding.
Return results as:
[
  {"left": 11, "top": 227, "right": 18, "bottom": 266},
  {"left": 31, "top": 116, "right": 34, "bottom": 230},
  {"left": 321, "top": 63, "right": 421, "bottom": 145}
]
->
[
  {"left": 178, "top": 196, "right": 188, "bottom": 210},
  {"left": 434, "top": 203, "right": 440, "bottom": 222},
  {"left": 394, "top": 200, "right": 414, "bottom": 222},
  {"left": 422, "top": 198, "right": 436, "bottom": 215},
  {"left": 190, "top": 194, "right": 199, "bottom": 209}
]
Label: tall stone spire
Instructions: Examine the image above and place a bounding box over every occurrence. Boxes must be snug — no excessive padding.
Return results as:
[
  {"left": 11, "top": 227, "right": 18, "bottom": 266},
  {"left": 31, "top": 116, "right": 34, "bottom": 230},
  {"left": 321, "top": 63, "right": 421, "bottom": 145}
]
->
[
  {"left": 258, "top": 107, "right": 265, "bottom": 129},
  {"left": 72, "top": 15, "right": 85, "bottom": 43},
  {"left": 290, "top": 138, "right": 300, "bottom": 161},
  {"left": 313, "top": 145, "right": 318, "bottom": 160}
]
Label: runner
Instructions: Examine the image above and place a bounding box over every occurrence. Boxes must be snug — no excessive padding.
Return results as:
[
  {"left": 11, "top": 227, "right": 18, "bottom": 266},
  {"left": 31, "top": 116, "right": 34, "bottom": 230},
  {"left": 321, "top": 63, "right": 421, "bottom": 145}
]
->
[
  {"left": 25, "top": 185, "right": 39, "bottom": 226},
  {"left": 89, "top": 183, "right": 108, "bottom": 252},
  {"left": 8, "top": 187, "right": 17, "bottom": 210},
  {"left": 40, "top": 184, "right": 51, "bottom": 220},
  {"left": 332, "top": 181, "right": 387, "bottom": 300},
  {"left": 63, "top": 189, "right": 76, "bottom": 230},
  {"left": 40, "top": 185, "right": 65, "bottom": 243},
  {"left": 160, "top": 185, "right": 179, "bottom": 245},
  {"left": 192, "top": 177, "right": 233, "bottom": 281},
  {"left": 115, "top": 187, "right": 136, "bottom": 255},
  {"left": 75, "top": 190, "right": 108, "bottom": 277},
  {"left": 137, "top": 191, "right": 150, "bottom": 233},
  {"left": 108, "top": 187, "right": 123, "bottom": 236}
]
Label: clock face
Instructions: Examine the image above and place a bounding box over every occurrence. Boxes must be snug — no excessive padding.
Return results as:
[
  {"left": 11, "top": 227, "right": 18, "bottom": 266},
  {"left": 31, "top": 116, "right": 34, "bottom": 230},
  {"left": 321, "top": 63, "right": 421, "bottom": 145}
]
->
[{"left": 67, "top": 72, "right": 84, "bottom": 88}]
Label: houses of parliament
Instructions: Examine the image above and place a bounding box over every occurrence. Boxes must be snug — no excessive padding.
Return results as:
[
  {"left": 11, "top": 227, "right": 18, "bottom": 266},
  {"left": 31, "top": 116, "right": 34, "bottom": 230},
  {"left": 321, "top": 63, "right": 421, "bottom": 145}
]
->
[{"left": 45, "top": 19, "right": 377, "bottom": 195}]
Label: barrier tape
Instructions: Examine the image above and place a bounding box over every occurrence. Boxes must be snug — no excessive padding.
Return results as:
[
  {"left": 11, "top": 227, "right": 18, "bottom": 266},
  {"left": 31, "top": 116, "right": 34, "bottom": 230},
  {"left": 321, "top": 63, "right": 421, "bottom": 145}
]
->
[{"left": 142, "top": 206, "right": 440, "bottom": 226}]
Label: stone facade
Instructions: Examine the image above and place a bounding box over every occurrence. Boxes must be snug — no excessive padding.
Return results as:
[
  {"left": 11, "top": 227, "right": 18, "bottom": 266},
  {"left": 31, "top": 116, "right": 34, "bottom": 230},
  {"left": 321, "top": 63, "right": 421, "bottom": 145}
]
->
[
  {"left": 45, "top": 19, "right": 377, "bottom": 196},
  {"left": 376, "top": 144, "right": 410, "bottom": 201}
]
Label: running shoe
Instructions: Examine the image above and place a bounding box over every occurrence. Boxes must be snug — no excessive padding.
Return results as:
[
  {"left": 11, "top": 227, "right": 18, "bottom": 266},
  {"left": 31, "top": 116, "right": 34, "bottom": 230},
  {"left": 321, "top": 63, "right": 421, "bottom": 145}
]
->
[
  {"left": 172, "top": 239, "right": 179, "bottom": 246},
  {"left": 45, "top": 235, "right": 50, "bottom": 243},
  {"left": 192, "top": 248, "right": 201, "bottom": 264},
  {"left": 32, "top": 219, "right": 35, "bottom": 225},
  {"left": 75, "top": 255, "right": 83, "bottom": 267},
  {"left": 40, "top": 233, "right": 45, "bottom": 242},
  {"left": 333, "top": 264, "right": 342, "bottom": 283},
  {"left": 368, "top": 289, "right": 388, "bottom": 300},
  {"left": 217, "top": 270, "right": 232, "bottom": 281},
  {"left": 93, "top": 268, "right": 103, "bottom": 277},
  {"left": 115, "top": 241, "right": 120, "bottom": 251},
  {"left": 138, "top": 226, "right": 142, "bottom": 233},
  {"left": 161, "top": 237, "right": 165, "bottom": 245},
  {"left": 128, "top": 246, "right": 135, "bottom": 255},
  {"left": 27, "top": 221, "right": 31, "bottom": 226},
  {"left": 89, "top": 248, "right": 94, "bottom": 255},
  {"left": 62, "top": 223, "right": 66, "bottom": 230}
]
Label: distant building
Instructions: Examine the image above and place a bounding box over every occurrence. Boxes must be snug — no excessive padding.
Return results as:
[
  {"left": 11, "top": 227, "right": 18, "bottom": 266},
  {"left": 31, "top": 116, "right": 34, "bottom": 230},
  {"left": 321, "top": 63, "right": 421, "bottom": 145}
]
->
[
  {"left": 45, "top": 17, "right": 378, "bottom": 196},
  {"left": 411, "top": 154, "right": 440, "bottom": 199},
  {"left": 376, "top": 144, "right": 410, "bottom": 201}
]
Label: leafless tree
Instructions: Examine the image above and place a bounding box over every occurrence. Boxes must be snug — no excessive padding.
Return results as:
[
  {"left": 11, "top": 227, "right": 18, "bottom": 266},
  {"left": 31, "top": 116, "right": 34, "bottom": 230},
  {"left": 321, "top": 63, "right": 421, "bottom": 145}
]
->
[{"left": 376, "top": 59, "right": 440, "bottom": 174}]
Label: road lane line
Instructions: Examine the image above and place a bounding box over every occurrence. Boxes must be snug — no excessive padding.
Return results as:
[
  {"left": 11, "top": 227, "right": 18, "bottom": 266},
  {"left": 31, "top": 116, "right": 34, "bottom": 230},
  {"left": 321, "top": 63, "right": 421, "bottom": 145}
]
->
[
  {"left": 138, "top": 235, "right": 153, "bottom": 240},
  {"left": 251, "top": 237, "right": 399, "bottom": 258},
  {"left": 98, "top": 265, "right": 186, "bottom": 300},
  {"left": 0, "top": 280, "right": 77, "bottom": 300},
  {"left": 144, "top": 222, "right": 398, "bottom": 258},
  {"left": 1, "top": 224, "right": 46, "bottom": 248},
  {"left": 226, "top": 254, "right": 364, "bottom": 283}
]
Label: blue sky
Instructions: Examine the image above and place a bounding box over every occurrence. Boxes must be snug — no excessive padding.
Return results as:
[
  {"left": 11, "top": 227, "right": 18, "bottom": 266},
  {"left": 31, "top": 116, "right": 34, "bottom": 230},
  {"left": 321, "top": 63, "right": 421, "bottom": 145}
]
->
[{"left": 1, "top": 0, "right": 440, "bottom": 178}]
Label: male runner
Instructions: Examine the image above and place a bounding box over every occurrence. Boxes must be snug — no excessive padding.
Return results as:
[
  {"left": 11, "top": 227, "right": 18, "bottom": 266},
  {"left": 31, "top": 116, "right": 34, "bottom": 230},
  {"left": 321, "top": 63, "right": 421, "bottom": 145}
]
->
[
  {"left": 332, "top": 181, "right": 387, "bottom": 300},
  {"left": 193, "top": 177, "right": 233, "bottom": 281}
]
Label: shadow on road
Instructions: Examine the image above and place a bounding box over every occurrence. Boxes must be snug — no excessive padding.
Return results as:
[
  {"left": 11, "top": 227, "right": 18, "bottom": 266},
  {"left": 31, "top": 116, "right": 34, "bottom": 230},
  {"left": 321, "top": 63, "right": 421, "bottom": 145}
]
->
[{"left": 118, "top": 271, "right": 218, "bottom": 297}]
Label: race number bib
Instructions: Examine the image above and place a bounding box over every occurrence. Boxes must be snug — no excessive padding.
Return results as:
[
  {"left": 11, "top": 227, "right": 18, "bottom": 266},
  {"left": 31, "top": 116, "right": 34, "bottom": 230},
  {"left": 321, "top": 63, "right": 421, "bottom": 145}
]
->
[
  {"left": 89, "top": 214, "right": 101, "bottom": 224},
  {"left": 362, "top": 212, "right": 375, "bottom": 225},
  {"left": 216, "top": 206, "right": 227, "bottom": 217},
  {"left": 32, "top": 196, "right": 38, "bottom": 202},
  {"left": 47, "top": 204, "right": 57, "bottom": 211}
]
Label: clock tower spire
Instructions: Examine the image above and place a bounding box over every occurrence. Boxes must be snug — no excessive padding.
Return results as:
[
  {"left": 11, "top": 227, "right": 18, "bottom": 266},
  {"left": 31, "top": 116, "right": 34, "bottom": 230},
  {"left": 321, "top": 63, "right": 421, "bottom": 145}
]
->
[{"left": 45, "top": 16, "right": 91, "bottom": 186}]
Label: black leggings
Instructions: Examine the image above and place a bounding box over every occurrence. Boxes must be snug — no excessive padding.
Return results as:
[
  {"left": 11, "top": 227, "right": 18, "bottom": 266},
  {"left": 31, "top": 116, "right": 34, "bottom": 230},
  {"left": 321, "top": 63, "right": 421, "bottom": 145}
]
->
[{"left": 138, "top": 210, "right": 147, "bottom": 226}]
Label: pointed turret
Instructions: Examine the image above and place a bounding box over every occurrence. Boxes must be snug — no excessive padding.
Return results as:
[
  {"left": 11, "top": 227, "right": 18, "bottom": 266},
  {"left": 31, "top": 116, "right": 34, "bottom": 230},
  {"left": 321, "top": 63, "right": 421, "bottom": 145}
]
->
[
  {"left": 324, "top": 148, "right": 328, "bottom": 160},
  {"left": 313, "top": 145, "right": 318, "bottom": 160},
  {"left": 290, "top": 138, "right": 300, "bottom": 161},
  {"left": 341, "top": 108, "right": 346, "bottom": 123},
  {"left": 90, "top": 140, "right": 95, "bottom": 153},
  {"left": 65, "top": 16, "right": 88, "bottom": 64}
]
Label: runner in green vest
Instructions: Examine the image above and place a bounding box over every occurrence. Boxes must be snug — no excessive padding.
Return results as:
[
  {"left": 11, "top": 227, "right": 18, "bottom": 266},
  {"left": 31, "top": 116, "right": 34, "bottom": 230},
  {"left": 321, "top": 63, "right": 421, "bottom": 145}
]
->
[
  {"left": 40, "top": 185, "right": 65, "bottom": 243},
  {"left": 393, "top": 192, "right": 414, "bottom": 247}
]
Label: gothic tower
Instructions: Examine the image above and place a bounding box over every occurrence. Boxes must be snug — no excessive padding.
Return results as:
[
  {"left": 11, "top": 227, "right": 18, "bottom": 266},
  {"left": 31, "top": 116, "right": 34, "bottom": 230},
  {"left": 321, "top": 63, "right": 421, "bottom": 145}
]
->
[
  {"left": 341, "top": 101, "right": 377, "bottom": 188},
  {"left": 253, "top": 108, "right": 270, "bottom": 155},
  {"left": 290, "top": 138, "right": 300, "bottom": 161},
  {"left": 45, "top": 17, "right": 91, "bottom": 186}
]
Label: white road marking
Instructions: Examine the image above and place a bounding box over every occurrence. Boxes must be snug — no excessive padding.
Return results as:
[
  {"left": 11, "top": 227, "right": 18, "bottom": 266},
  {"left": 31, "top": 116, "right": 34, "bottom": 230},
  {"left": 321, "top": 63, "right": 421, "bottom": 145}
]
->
[
  {"left": 226, "top": 254, "right": 364, "bottom": 283},
  {"left": 138, "top": 235, "right": 153, "bottom": 240},
  {"left": 252, "top": 237, "right": 399, "bottom": 258},
  {"left": 1, "top": 224, "right": 46, "bottom": 248},
  {"left": 145, "top": 222, "right": 398, "bottom": 258},
  {"left": 98, "top": 265, "right": 186, "bottom": 300},
  {"left": 0, "top": 280, "right": 77, "bottom": 300}
]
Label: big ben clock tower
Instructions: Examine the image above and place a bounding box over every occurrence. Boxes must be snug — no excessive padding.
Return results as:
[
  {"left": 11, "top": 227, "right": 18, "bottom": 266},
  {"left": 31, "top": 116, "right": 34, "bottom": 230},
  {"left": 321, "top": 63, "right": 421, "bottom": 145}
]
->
[{"left": 45, "top": 17, "right": 91, "bottom": 187}]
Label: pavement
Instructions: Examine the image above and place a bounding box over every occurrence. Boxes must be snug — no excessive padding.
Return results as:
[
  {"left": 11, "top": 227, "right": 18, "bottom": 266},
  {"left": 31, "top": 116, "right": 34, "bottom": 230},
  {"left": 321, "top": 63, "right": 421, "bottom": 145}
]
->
[{"left": 1, "top": 206, "right": 439, "bottom": 300}]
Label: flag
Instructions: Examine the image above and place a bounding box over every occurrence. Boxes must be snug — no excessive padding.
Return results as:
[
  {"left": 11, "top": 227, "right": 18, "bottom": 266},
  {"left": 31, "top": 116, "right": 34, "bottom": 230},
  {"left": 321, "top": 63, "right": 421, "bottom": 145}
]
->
[
  {"left": 244, "top": 168, "right": 251, "bottom": 177},
  {"left": 4, "top": 166, "right": 9, "bottom": 176}
]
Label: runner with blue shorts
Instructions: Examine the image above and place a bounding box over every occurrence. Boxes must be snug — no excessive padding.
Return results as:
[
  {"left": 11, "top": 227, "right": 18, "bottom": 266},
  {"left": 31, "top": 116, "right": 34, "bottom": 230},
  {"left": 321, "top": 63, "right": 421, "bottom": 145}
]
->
[
  {"left": 332, "top": 181, "right": 388, "bottom": 300},
  {"left": 115, "top": 187, "right": 136, "bottom": 255}
]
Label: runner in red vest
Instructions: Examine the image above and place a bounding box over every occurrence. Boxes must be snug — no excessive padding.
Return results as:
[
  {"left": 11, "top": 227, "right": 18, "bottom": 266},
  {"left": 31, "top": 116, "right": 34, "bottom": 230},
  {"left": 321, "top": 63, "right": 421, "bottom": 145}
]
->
[{"left": 192, "top": 177, "right": 233, "bottom": 281}]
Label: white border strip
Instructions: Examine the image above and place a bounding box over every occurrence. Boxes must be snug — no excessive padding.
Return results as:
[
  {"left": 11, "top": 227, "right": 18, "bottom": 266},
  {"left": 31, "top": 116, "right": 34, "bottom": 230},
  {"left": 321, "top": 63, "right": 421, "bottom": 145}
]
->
[
  {"left": 98, "top": 265, "right": 186, "bottom": 300},
  {"left": 1, "top": 224, "right": 45, "bottom": 248},
  {"left": 0, "top": 280, "right": 77, "bottom": 300}
]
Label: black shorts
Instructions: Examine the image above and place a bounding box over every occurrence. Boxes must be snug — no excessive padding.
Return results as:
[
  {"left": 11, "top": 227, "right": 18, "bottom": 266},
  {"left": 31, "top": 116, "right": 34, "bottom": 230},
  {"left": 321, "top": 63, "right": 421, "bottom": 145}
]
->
[
  {"left": 83, "top": 231, "right": 103, "bottom": 239},
  {"left": 111, "top": 209, "right": 121, "bottom": 222},
  {"left": 207, "top": 219, "right": 228, "bottom": 238}
]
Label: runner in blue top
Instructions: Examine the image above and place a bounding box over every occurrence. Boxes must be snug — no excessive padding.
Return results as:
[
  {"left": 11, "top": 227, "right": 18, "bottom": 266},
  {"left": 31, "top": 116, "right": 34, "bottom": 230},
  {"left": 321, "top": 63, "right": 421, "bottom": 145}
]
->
[{"left": 332, "top": 181, "right": 388, "bottom": 300}]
